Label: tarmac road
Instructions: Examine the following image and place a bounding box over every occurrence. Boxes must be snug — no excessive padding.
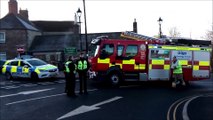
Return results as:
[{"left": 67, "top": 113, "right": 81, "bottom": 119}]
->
[{"left": 0, "top": 73, "right": 212, "bottom": 120}]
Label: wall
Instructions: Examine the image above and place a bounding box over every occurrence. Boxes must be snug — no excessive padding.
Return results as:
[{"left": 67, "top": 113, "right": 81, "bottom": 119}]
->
[{"left": 0, "top": 30, "right": 27, "bottom": 59}]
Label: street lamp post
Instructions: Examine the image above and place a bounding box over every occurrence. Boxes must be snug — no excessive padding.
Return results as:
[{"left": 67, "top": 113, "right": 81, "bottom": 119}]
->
[
  {"left": 76, "top": 8, "right": 82, "bottom": 51},
  {"left": 158, "top": 17, "right": 163, "bottom": 38},
  {"left": 83, "top": 0, "right": 88, "bottom": 57}
]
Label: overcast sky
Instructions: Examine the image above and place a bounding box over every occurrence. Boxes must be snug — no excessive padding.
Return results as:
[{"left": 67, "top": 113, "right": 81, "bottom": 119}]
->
[{"left": 0, "top": 0, "right": 212, "bottom": 39}]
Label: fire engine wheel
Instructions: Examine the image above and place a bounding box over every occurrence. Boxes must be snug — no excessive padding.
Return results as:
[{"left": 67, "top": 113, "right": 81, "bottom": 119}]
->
[
  {"left": 5, "top": 72, "right": 12, "bottom": 80},
  {"left": 108, "top": 72, "right": 121, "bottom": 86}
]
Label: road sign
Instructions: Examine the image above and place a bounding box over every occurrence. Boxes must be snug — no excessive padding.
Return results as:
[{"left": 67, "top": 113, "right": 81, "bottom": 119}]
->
[{"left": 64, "top": 47, "right": 77, "bottom": 55}]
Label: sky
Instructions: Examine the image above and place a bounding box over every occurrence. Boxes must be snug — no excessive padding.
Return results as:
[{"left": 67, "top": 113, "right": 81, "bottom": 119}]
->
[{"left": 0, "top": 0, "right": 212, "bottom": 40}]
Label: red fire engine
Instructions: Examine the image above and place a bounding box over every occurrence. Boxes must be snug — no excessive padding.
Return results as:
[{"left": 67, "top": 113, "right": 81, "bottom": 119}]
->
[{"left": 89, "top": 31, "right": 212, "bottom": 86}]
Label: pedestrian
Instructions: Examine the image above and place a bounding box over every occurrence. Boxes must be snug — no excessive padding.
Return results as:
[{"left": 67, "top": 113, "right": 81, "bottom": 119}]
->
[
  {"left": 77, "top": 52, "right": 90, "bottom": 94},
  {"left": 64, "top": 56, "right": 77, "bottom": 97},
  {"left": 171, "top": 56, "right": 186, "bottom": 88}
]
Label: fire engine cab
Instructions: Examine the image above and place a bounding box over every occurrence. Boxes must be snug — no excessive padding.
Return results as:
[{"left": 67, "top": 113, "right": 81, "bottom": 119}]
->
[{"left": 89, "top": 31, "right": 212, "bottom": 86}]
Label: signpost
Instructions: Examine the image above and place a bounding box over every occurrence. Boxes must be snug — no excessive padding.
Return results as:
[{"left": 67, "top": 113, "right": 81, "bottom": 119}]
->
[{"left": 64, "top": 47, "right": 77, "bottom": 55}]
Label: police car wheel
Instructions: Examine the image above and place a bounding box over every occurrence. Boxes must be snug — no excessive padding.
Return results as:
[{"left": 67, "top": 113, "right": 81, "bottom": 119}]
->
[
  {"left": 109, "top": 73, "right": 121, "bottom": 86},
  {"left": 5, "top": 72, "right": 12, "bottom": 80},
  {"left": 31, "top": 73, "right": 39, "bottom": 80}
]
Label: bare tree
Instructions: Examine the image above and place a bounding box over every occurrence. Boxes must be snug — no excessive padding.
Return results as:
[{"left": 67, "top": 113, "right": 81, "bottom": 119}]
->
[
  {"left": 169, "top": 27, "right": 181, "bottom": 37},
  {"left": 205, "top": 30, "right": 213, "bottom": 43},
  {"left": 205, "top": 25, "right": 213, "bottom": 72}
]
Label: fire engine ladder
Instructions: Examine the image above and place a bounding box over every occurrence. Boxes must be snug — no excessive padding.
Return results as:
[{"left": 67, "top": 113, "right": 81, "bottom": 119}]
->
[
  {"left": 121, "top": 31, "right": 161, "bottom": 42},
  {"left": 170, "top": 38, "right": 212, "bottom": 46}
]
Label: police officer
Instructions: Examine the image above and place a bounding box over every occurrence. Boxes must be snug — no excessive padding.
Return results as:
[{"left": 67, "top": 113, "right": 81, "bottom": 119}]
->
[
  {"left": 64, "top": 56, "right": 77, "bottom": 97},
  {"left": 77, "top": 52, "right": 90, "bottom": 94},
  {"left": 171, "top": 56, "right": 186, "bottom": 88}
]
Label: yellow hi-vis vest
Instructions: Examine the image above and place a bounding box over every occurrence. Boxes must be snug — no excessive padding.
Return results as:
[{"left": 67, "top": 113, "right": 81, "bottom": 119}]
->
[
  {"left": 77, "top": 60, "right": 87, "bottom": 70},
  {"left": 173, "top": 61, "right": 183, "bottom": 74},
  {"left": 65, "top": 61, "right": 72, "bottom": 73}
]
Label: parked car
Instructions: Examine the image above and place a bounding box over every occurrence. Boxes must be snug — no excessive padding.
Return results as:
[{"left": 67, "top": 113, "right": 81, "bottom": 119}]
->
[{"left": 1, "top": 58, "right": 59, "bottom": 80}]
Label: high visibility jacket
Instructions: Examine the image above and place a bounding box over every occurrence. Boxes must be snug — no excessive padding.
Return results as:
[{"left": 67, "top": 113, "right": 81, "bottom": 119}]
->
[
  {"left": 65, "top": 61, "right": 72, "bottom": 73},
  {"left": 173, "top": 61, "right": 183, "bottom": 74},
  {"left": 77, "top": 60, "right": 88, "bottom": 70},
  {"left": 65, "top": 61, "right": 77, "bottom": 73}
]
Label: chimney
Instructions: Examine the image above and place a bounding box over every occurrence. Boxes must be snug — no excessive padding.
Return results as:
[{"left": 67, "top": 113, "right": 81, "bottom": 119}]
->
[
  {"left": 133, "top": 18, "right": 138, "bottom": 33},
  {"left": 8, "top": 0, "right": 18, "bottom": 14},
  {"left": 19, "top": 9, "right": 29, "bottom": 20}
]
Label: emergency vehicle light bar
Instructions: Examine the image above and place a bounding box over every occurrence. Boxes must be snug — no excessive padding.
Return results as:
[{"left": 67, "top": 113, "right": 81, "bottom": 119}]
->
[{"left": 91, "top": 36, "right": 108, "bottom": 45}]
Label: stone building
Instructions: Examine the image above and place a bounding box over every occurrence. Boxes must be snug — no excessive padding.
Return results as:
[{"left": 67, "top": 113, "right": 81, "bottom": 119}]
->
[
  {"left": 0, "top": 0, "right": 40, "bottom": 60},
  {"left": 0, "top": 0, "right": 79, "bottom": 60}
]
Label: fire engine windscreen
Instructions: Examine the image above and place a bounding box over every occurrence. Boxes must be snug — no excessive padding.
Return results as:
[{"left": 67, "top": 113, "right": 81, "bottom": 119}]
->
[
  {"left": 90, "top": 36, "right": 108, "bottom": 57},
  {"left": 89, "top": 44, "right": 100, "bottom": 57}
]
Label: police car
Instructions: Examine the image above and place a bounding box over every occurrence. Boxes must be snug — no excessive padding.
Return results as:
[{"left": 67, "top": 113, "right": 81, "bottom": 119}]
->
[{"left": 1, "top": 58, "right": 59, "bottom": 80}]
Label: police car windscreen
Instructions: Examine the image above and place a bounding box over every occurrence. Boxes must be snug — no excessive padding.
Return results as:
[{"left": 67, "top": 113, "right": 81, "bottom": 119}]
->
[{"left": 27, "top": 59, "right": 47, "bottom": 66}]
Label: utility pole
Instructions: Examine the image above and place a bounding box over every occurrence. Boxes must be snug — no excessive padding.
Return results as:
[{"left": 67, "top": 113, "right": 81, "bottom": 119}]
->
[{"left": 83, "top": 0, "right": 88, "bottom": 57}]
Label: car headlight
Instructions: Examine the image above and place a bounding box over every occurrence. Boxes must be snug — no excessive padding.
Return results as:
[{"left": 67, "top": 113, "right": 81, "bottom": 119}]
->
[{"left": 39, "top": 69, "right": 48, "bottom": 72}]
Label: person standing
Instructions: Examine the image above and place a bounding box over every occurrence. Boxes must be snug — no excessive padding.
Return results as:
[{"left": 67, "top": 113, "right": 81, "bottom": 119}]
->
[
  {"left": 64, "top": 56, "right": 77, "bottom": 97},
  {"left": 171, "top": 56, "right": 186, "bottom": 88},
  {"left": 77, "top": 52, "right": 90, "bottom": 94}
]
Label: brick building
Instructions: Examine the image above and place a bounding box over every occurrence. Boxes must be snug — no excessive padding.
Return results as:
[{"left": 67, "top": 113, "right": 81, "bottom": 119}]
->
[
  {"left": 0, "top": 0, "right": 40, "bottom": 60},
  {"left": 0, "top": 0, "right": 79, "bottom": 60}
]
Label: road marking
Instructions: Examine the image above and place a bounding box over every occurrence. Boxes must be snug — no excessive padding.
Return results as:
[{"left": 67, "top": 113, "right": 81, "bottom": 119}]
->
[
  {"left": 37, "top": 82, "right": 55, "bottom": 85},
  {"left": 5, "top": 89, "right": 98, "bottom": 106},
  {"left": 0, "top": 81, "right": 20, "bottom": 85},
  {"left": 167, "top": 95, "right": 200, "bottom": 120},
  {"left": 0, "top": 88, "right": 54, "bottom": 98},
  {"left": 21, "top": 83, "right": 38, "bottom": 87},
  {"left": 173, "top": 98, "right": 190, "bottom": 120},
  {"left": 10, "top": 81, "right": 21, "bottom": 84},
  {"left": 57, "top": 96, "right": 123, "bottom": 120},
  {"left": 119, "top": 85, "right": 141, "bottom": 88},
  {"left": 167, "top": 93, "right": 213, "bottom": 120},
  {"left": 54, "top": 80, "right": 65, "bottom": 83},
  {"left": 182, "top": 96, "right": 199, "bottom": 120},
  {"left": 182, "top": 94, "right": 213, "bottom": 120},
  {"left": 1, "top": 85, "right": 20, "bottom": 89}
]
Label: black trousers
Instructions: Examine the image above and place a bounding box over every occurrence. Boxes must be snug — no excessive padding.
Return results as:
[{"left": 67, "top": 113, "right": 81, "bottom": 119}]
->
[
  {"left": 78, "top": 71, "right": 87, "bottom": 93},
  {"left": 65, "top": 72, "right": 76, "bottom": 95}
]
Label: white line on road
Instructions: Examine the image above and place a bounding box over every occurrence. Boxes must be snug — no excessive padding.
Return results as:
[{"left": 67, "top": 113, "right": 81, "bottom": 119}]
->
[
  {"left": 1, "top": 85, "right": 21, "bottom": 89},
  {"left": 166, "top": 95, "right": 201, "bottom": 120},
  {"left": 57, "top": 96, "right": 123, "bottom": 120},
  {"left": 21, "top": 83, "right": 38, "bottom": 87},
  {"left": 0, "top": 88, "right": 54, "bottom": 98},
  {"left": 182, "top": 94, "right": 213, "bottom": 120},
  {"left": 182, "top": 96, "right": 200, "bottom": 120},
  {"left": 5, "top": 89, "right": 98, "bottom": 106},
  {"left": 37, "top": 82, "right": 55, "bottom": 85}
]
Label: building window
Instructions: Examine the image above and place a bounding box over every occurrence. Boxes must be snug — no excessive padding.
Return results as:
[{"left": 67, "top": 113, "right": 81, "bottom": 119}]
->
[
  {"left": 0, "top": 32, "right": 6, "bottom": 43},
  {"left": 0, "top": 52, "right": 6, "bottom": 60}
]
